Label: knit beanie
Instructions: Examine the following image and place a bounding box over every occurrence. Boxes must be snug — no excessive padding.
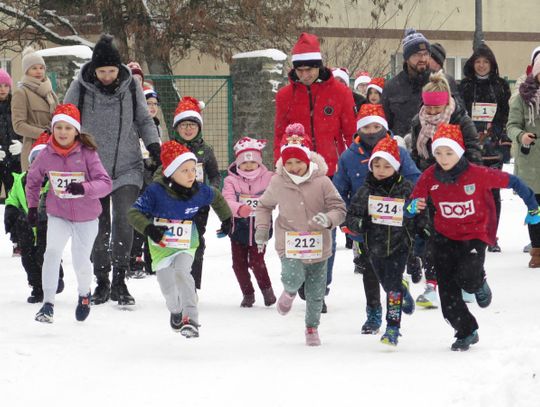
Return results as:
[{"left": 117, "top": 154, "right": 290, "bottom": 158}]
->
[
  {"left": 368, "top": 135, "right": 401, "bottom": 172},
  {"left": 430, "top": 43, "right": 446, "bottom": 67},
  {"left": 291, "top": 33, "right": 323, "bottom": 69},
  {"left": 173, "top": 96, "right": 205, "bottom": 129},
  {"left": 143, "top": 84, "right": 159, "bottom": 101},
  {"left": 431, "top": 123, "right": 465, "bottom": 158},
  {"left": 92, "top": 34, "right": 122, "bottom": 69},
  {"left": 22, "top": 47, "right": 46, "bottom": 75},
  {"left": 161, "top": 140, "right": 197, "bottom": 177},
  {"left": 29, "top": 131, "right": 50, "bottom": 164},
  {"left": 0, "top": 69, "right": 12, "bottom": 87},
  {"left": 234, "top": 137, "right": 266, "bottom": 166},
  {"left": 356, "top": 104, "right": 388, "bottom": 131},
  {"left": 131, "top": 67, "right": 144, "bottom": 82},
  {"left": 402, "top": 28, "right": 431, "bottom": 61},
  {"left": 51, "top": 103, "right": 81, "bottom": 133},
  {"left": 280, "top": 130, "right": 312, "bottom": 166}
]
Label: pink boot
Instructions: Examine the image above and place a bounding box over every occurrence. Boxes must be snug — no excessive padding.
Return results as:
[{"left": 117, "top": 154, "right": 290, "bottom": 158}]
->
[
  {"left": 305, "top": 327, "right": 321, "bottom": 346},
  {"left": 276, "top": 291, "right": 296, "bottom": 315}
]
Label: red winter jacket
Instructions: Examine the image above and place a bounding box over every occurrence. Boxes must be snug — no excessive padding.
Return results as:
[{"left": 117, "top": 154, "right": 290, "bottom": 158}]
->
[{"left": 274, "top": 68, "right": 356, "bottom": 176}]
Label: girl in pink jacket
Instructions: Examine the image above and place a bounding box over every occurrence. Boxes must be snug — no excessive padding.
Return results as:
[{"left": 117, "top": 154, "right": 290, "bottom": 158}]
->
[
  {"left": 222, "top": 137, "right": 276, "bottom": 308},
  {"left": 255, "top": 127, "right": 346, "bottom": 346},
  {"left": 26, "top": 104, "right": 112, "bottom": 324}
]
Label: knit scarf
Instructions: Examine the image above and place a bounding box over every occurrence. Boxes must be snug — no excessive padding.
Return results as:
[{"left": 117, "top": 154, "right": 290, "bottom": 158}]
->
[
  {"left": 416, "top": 97, "right": 455, "bottom": 160},
  {"left": 21, "top": 75, "right": 58, "bottom": 114},
  {"left": 519, "top": 75, "right": 540, "bottom": 125}
]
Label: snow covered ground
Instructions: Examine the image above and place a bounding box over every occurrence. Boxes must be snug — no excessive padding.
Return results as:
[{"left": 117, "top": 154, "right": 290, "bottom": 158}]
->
[{"left": 2, "top": 165, "right": 540, "bottom": 407}]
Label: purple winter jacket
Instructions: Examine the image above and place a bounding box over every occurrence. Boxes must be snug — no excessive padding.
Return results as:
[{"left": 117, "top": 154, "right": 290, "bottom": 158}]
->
[{"left": 26, "top": 141, "right": 112, "bottom": 222}]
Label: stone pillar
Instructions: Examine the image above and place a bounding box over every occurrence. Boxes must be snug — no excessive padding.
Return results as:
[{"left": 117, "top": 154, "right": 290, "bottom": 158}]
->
[{"left": 231, "top": 49, "right": 287, "bottom": 168}]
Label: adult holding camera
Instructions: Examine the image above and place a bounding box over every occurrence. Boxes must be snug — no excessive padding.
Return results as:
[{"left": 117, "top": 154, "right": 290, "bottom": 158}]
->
[{"left": 507, "top": 57, "right": 540, "bottom": 268}]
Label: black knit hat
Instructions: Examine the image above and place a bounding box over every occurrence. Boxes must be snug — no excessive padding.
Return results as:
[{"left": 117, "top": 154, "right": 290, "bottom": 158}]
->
[
  {"left": 92, "top": 34, "right": 122, "bottom": 69},
  {"left": 430, "top": 43, "right": 446, "bottom": 67}
]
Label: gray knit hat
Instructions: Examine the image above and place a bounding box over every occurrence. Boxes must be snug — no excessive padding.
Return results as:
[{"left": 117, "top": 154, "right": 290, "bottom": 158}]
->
[
  {"left": 22, "top": 47, "right": 46, "bottom": 74},
  {"left": 430, "top": 43, "right": 446, "bottom": 67},
  {"left": 402, "top": 28, "right": 430, "bottom": 61}
]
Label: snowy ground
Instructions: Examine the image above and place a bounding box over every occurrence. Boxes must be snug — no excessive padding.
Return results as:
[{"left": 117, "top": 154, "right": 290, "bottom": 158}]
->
[{"left": 2, "top": 165, "right": 540, "bottom": 407}]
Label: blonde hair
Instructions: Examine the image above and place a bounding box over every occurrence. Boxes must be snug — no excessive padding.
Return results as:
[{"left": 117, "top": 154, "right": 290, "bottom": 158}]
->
[{"left": 422, "top": 70, "right": 450, "bottom": 94}]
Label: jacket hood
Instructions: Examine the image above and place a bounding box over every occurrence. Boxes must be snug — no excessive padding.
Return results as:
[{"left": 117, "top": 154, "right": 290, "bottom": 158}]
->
[
  {"left": 288, "top": 66, "right": 333, "bottom": 85},
  {"left": 275, "top": 151, "right": 328, "bottom": 179},
  {"left": 463, "top": 44, "right": 499, "bottom": 79},
  {"left": 78, "top": 61, "right": 133, "bottom": 94}
]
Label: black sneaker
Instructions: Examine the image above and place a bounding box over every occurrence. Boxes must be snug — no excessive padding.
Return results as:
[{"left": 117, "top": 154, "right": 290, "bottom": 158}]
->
[
  {"left": 179, "top": 316, "right": 200, "bottom": 338},
  {"left": 27, "top": 287, "right": 44, "bottom": 304},
  {"left": 407, "top": 256, "right": 423, "bottom": 284},
  {"left": 475, "top": 279, "right": 492, "bottom": 308},
  {"left": 75, "top": 293, "right": 91, "bottom": 321},
  {"left": 35, "top": 302, "right": 54, "bottom": 323},
  {"left": 451, "top": 331, "right": 479, "bottom": 351},
  {"left": 487, "top": 244, "right": 501, "bottom": 253},
  {"left": 91, "top": 279, "right": 111, "bottom": 305},
  {"left": 170, "top": 313, "right": 183, "bottom": 332},
  {"left": 113, "top": 281, "right": 136, "bottom": 305}
]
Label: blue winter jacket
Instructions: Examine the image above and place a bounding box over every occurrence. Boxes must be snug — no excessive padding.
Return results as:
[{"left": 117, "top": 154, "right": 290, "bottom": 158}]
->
[{"left": 333, "top": 138, "right": 421, "bottom": 207}]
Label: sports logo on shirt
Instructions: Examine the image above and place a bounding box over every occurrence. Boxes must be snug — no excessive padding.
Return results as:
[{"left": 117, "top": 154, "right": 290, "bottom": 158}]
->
[
  {"left": 430, "top": 184, "right": 439, "bottom": 191},
  {"left": 464, "top": 184, "right": 476, "bottom": 195},
  {"left": 185, "top": 207, "right": 200, "bottom": 215},
  {"left": 439, "top": 200, "right": 475, "bottom": 219}
]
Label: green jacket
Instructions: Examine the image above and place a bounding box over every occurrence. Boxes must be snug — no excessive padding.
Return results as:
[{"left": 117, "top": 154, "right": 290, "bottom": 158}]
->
[{"left": 5, "top": 172, "right": 29, "bottom": 213}]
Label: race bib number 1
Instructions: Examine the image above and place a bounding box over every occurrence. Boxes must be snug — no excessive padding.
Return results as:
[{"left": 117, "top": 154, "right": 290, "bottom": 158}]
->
[
  {"left": 368, "top": 195, "right": 404, "bottom": 227},
  {"left": 472, "top": 102, "right": 497, "bottom": 122},
  {"left": 49, "top": 171, "right": 85, "bottom": 199},
  {"left": 152, "top": 218, "right": 192, "bottom": 249},
  {"left": 239, "top": 194, "right": 259, "bottom": 216},
  {"left": 285, "top": 231, "right": 323, "bottom": 259}
]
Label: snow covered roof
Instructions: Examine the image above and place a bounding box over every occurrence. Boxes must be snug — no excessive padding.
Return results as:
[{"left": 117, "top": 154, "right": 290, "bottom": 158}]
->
[
  {"left": 233, "top": 49, "right": 287, "bottom": 61},
  {"left": 36, "top": 45, "right": 92, "bottom": 60}
]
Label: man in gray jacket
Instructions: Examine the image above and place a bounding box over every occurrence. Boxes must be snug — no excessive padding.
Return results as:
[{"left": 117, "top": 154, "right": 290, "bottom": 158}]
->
[{"left": 64, "top": 34, "right": 161, "bottom": 305}]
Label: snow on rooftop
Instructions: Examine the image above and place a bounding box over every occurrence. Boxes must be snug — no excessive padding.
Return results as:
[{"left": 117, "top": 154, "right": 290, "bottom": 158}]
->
[
  {"left": 36, "top": 45, "right": 92, "bottom": 60},
  {"left": 233, "top": 49, "right": 287, "bottom": 61}
]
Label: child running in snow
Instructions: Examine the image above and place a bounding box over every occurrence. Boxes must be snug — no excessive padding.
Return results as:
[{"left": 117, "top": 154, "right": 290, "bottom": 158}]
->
[
  {"left": 128, "top": 141, "right": 232, "bottom": 338},
  {"left": 345, "top": 136, "right": 417, "bottom": 346},
  {"left": 26, "top": 104, "right": 112, "bottom": 323},
  {"left": 222, "top": 136, "right": 276, "bottom": 308},
  {"left": 255, "top": 129, "right": 346, "bottom": 346},
  {"left": 407, "top": 123, "right": 540, "bottom": 351}
]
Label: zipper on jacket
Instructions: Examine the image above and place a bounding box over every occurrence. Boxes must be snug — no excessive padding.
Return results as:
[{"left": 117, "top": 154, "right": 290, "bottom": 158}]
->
[
  {"left": 307, "top": 86, "right": 317, "bottom": 151},
  {"left": 111, "top": 94, "right": 124, "bottom": 179}
]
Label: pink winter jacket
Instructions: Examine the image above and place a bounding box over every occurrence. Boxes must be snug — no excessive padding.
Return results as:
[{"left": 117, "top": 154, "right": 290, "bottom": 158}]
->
[
  {"left": 255, "top": 153, "right": 346, "bottom": 263},
  {"left": 26, "top": 141, "right": 112, "bottom": 222}
]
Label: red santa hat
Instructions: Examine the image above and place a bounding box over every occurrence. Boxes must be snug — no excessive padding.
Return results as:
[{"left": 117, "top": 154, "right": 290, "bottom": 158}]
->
[
  {"left": 51, "top": 103, "right": 81, "bottom": 133},
  {"left": 160, "top": 140, "right": 197, "bottom": 177},
  {"left": 173, "top": 96, "right": 205, "bottom": 129},
  {"left": 291, "top": 33, "right": 322, "bottom": 68},
  {"left": 332, "top": 67, "right": 350, "bottom": 86},
  {"left": 356, "top": 104, "right": 388, "bottom": 131},
  {"left": 431, "top": 123, "right": 465, "bottom": 158},
  {"left": 366, "top": 77, "right": 385, "bottom": 94},
  {"left": 368, "top": 135, "right": 401, "bottom": 172},
  {"left": 280, "top": 130, "right": 312, "bottom": 166},
  {"left": 354, "top": 71, "right": 371, "bottom": 90},
  {"left": 29, "top": 131, "right": 51, "bottom": 164},
  {"left": 234, "top": 137, "right": 267, "bottom": 166}
]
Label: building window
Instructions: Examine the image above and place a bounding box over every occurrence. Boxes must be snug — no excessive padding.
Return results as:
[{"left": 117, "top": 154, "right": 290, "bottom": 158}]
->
[{"left": 0, "top": 59, "right": 11, "bottom": 75}]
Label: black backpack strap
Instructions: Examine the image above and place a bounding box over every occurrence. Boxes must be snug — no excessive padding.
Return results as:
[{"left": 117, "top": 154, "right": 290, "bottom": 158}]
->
[
  {"left": 78, "top": 82, "right": 86, "bottom": 118},
  {"left": 129, "top": 79, "right": 137, "bottom": 123}
]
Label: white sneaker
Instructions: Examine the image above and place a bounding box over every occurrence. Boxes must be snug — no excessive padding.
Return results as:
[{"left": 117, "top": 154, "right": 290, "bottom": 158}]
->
[{"left": 416, "top": 283, "right": 439, "bottom": 308}]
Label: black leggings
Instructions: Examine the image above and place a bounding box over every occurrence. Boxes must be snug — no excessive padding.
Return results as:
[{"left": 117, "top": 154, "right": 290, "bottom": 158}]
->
[{"left": 529, "top": 194, "right": 540, "bottom": 248}]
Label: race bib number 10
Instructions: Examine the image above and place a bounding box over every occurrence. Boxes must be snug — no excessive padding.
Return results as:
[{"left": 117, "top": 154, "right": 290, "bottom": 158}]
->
[
  {"left": 285, "top": 231, "right": 323, "bottom": 259},
  {"left": 152, "top": 218, "right": 193, "bottom": 249},
  {"left": 49, "top": 171, "right": 85, "bottom": 199},
  {"left": 368, "top": 195, "right": 404, "bottom": 227}
]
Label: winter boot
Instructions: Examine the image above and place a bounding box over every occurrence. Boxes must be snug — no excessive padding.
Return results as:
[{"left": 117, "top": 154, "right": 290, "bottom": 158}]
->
[
  {"left": 451, "top": 330, "right": 479, "bottom": 351},
  {"left": 474, "top": 279, "right": 492, "bottom": 308},
  {"left": 406, "top": 255, "right": 423, "bottom": 284},
  {"left": 261, "top": 287, "right": 277, "bottom": 306},
  {"left": 416, "top": 282, "right": 438, "bottom": 308},
  {"left": 127, "top": 256, "right": 147, "bottom": 279},
  {"left": 170, "top": 313, "right": 183, "bottom": 332},
  {"left": 462, "top": 290, "right": 475, "bottom": 303},
  {"left": 111, "top": 268, "right": 135, "bottom": 305},
  {"left": 529, "top": 248, "right": 540, "bottom": 268},
  {"left": 12, "top": 243, "right": 21, "bottom": 257},
  {"left": 361, "top": 305, "right": 383, "bottom": 334},
  {"left": 179, "top": 316, "right": 200, "bottom": 338},
  {"left": 35, "top": 302, "right": 54, "bottom": 323},
  {"left": 240, "top": 293, "right": 255, "bottom": 308},
  {"left": 91, "top": 276, "right": 111, "bottom": 305},
  {"left": 380, "top": 325, "right": 401, "bottom": 346},
  {"left": 277, "top": 291, "right": 296, "bottom": 315},
  {"left": 401, "top": 279, "right": 415, "bottom": 315},
  {"left": 523, "top": 243, "right": 532, "bottom": 253},
  {"left": 305, "top": 327, "right": 321, "bottom": 346},
  {"left": 27, "top": 286, "right": 44, "bottom": 304},
  {"left": 75, "top": 293, "right": 91, "bottom": 322}
]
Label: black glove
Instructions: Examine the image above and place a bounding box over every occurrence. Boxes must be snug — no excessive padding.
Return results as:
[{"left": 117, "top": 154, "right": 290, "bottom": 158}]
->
[
  {"left": 146, "top": 143, "right": 162, "bottom": 168},
  {"left": 407, "top": 254, "right": 423, "bottom": 284},
  {"left": 65, "top": 182, "right": 85, "bottom": 196},
  {"left": 27, "top": 207, "right": 38, "bottom": 227},
  {"left": 217, "top": 218, "right": 232, "bottom": 238},
  {"left": 144, "top": 224, "right": 168, "bottom": 244}
]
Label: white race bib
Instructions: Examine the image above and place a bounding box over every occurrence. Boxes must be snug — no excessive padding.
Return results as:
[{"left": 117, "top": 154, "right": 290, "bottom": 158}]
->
[
  {"left": 285, "top": 231, "right": 323, "bottom": 259},
  {"left": 368, "top": 195, "right": 404, "bottom": 227},
  {"left": 239, "top": 194, "right": 259, "bottom": 216},
  {"left": 152, "top": 218, "right": 192, "bottom": 249},
  {"left": 471, "top": 102, "right": 497, "bottom": 122},
  {"left": 196, "top": 163, "right": 204, "bottom": 182},
  {"left": 49, "top": 171, "right": 85, "bottom": 199}
]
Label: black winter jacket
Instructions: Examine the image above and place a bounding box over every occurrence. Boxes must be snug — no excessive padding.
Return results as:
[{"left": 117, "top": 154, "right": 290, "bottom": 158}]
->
[
  {"left": 0, "top": 95, "right": 21, "bottom": 166},
  {"left": 174, "top": 134, "right": 221, "bottom": 189}
]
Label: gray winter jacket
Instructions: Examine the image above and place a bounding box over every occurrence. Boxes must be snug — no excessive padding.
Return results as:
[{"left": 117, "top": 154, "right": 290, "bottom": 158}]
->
[{"left": 64, "top": 63, "right": 159, "bottom": 191}]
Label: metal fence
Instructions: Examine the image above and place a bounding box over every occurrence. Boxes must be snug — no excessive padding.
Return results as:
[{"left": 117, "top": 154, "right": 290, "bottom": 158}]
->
[{"left": 146, "top": 75, "right": 233, "bottom": 171}]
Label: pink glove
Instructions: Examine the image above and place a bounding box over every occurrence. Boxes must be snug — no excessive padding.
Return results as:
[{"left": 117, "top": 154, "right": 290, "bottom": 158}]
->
[{"left": 238, "top": 205, "right": 253, "bottom": 218}]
